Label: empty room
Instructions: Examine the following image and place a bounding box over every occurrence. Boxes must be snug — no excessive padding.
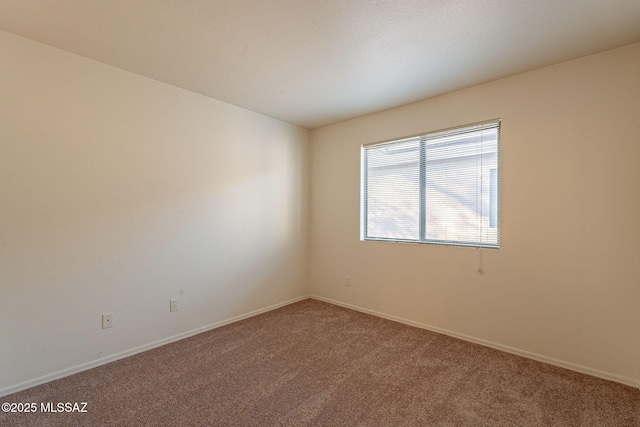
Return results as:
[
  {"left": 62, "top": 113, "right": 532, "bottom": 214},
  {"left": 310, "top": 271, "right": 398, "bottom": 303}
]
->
[{"left": 1, "top": 1, "right": 639, "bottom": 425}]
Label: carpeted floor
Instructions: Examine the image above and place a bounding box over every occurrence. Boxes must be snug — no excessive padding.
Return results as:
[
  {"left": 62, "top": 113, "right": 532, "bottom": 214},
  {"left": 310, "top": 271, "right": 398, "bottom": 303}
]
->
[{"left": 1, "top": 299, "right": 639, "bottom": 426}]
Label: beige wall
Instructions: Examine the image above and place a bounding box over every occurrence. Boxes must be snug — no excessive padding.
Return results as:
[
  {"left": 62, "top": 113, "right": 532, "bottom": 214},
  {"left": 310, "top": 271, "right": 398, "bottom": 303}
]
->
[
  {"left": 0, "top": 31, "right": 309, "bottom": 394},
  {"left": 309, "top": 43, "right": 640, "bottom": 387},
  {"left": 2, "top": 28, "right": 638, "bottom": 395}
]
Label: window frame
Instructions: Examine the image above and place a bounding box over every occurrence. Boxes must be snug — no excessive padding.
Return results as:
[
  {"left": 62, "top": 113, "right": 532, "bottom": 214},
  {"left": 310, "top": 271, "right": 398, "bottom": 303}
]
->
[{"left": 360, "top": 119, "right": 501, "bottom": 249}]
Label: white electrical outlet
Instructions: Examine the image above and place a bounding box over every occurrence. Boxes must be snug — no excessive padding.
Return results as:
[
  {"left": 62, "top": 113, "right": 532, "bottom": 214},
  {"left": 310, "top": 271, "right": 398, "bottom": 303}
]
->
[
  {"left": 170, "top": 299, "right": 179, "bottom": 312},
  {"left": 345, "top": 276, "right": 351, "bottom": 287},
  {"left": 102, "top": 313, "right": 113, "bottom": 329}
]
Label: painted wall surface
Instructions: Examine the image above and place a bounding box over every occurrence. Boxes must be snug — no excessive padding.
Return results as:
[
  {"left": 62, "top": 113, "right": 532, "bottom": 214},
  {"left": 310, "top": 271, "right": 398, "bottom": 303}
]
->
[
  {"left": 0, "top": 31, "right": 309, "bottom": 393},
  {"left": 309, "top": 43, "right": 640, "bottom": 386}
]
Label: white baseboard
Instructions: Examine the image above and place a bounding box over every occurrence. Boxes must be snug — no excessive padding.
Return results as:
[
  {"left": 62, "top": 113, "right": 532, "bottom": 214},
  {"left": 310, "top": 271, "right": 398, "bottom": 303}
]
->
[
  {"left": 1, "top": 295, "right": 309, "bottom": 398},
  {"left": 310, "top": 294, "right": 640, "bottom": 390},
  {"left": 5, "top": 294, "right": 637, "bottom": 397}
]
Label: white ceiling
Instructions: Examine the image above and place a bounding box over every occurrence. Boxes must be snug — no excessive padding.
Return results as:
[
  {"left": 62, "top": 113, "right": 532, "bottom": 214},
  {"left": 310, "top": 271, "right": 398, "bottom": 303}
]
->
[{"left": 1, "top": 1, "right": 639, "bottom": 129}]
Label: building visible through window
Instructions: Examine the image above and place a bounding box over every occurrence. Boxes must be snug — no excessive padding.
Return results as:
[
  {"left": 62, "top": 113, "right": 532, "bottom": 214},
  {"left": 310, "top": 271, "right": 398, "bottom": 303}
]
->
[{"left": 361, "top": 120, "right": 500, "bottom": 248}]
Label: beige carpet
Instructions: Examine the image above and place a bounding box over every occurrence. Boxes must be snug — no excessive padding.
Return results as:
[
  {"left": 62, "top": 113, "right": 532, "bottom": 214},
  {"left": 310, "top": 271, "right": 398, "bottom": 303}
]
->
[{"left": 1, "top": 299, "right": 639, "bottom": 426}]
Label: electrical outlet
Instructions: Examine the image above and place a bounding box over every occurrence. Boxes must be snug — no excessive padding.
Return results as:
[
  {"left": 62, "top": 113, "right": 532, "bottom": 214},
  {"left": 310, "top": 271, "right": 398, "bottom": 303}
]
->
[
  {"left": 170, "top": 299, "right": 179, "bottom": 312},
  {"left": 102, "top": 313, "right": 113, "bottom": 329},
  {"left": 345, "top": 276, "right": 351, "bottom": 287}
]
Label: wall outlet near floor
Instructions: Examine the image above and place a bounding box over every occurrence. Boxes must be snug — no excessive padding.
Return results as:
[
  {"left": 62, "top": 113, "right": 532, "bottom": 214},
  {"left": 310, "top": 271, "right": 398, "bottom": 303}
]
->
[
  {"left": 102, "top": 313, "right": 113, "bottom": 329},
  {"left": 170, "top": 299, "right": 179, "bottom": 312},
  {"left": 344, "top": 276, "right": 351, "bottom": 287}
]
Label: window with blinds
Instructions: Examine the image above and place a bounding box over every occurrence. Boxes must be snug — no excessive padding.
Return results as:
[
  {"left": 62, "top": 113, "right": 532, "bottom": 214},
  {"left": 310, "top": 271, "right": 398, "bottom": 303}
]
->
[{"left": 361, "top": 120, "right": 500, "bottom": 248}]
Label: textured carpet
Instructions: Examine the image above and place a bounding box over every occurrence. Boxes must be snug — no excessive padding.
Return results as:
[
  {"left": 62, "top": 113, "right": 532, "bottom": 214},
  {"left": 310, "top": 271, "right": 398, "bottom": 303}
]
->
[{"left": 1, "top": 299, "right": 639, "bottom": 426}]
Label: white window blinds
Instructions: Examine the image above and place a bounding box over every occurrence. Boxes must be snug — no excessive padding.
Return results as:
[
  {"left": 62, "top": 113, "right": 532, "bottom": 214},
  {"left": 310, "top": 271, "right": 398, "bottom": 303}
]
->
[{"left": 362, "top": 120, "right": 500, "bottom": 248}]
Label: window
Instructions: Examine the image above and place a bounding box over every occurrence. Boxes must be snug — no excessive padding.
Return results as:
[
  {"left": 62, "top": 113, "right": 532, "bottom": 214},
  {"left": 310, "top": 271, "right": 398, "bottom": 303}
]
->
[{"left": 361, "top": 120, "right": 500, "bottom": 248}]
